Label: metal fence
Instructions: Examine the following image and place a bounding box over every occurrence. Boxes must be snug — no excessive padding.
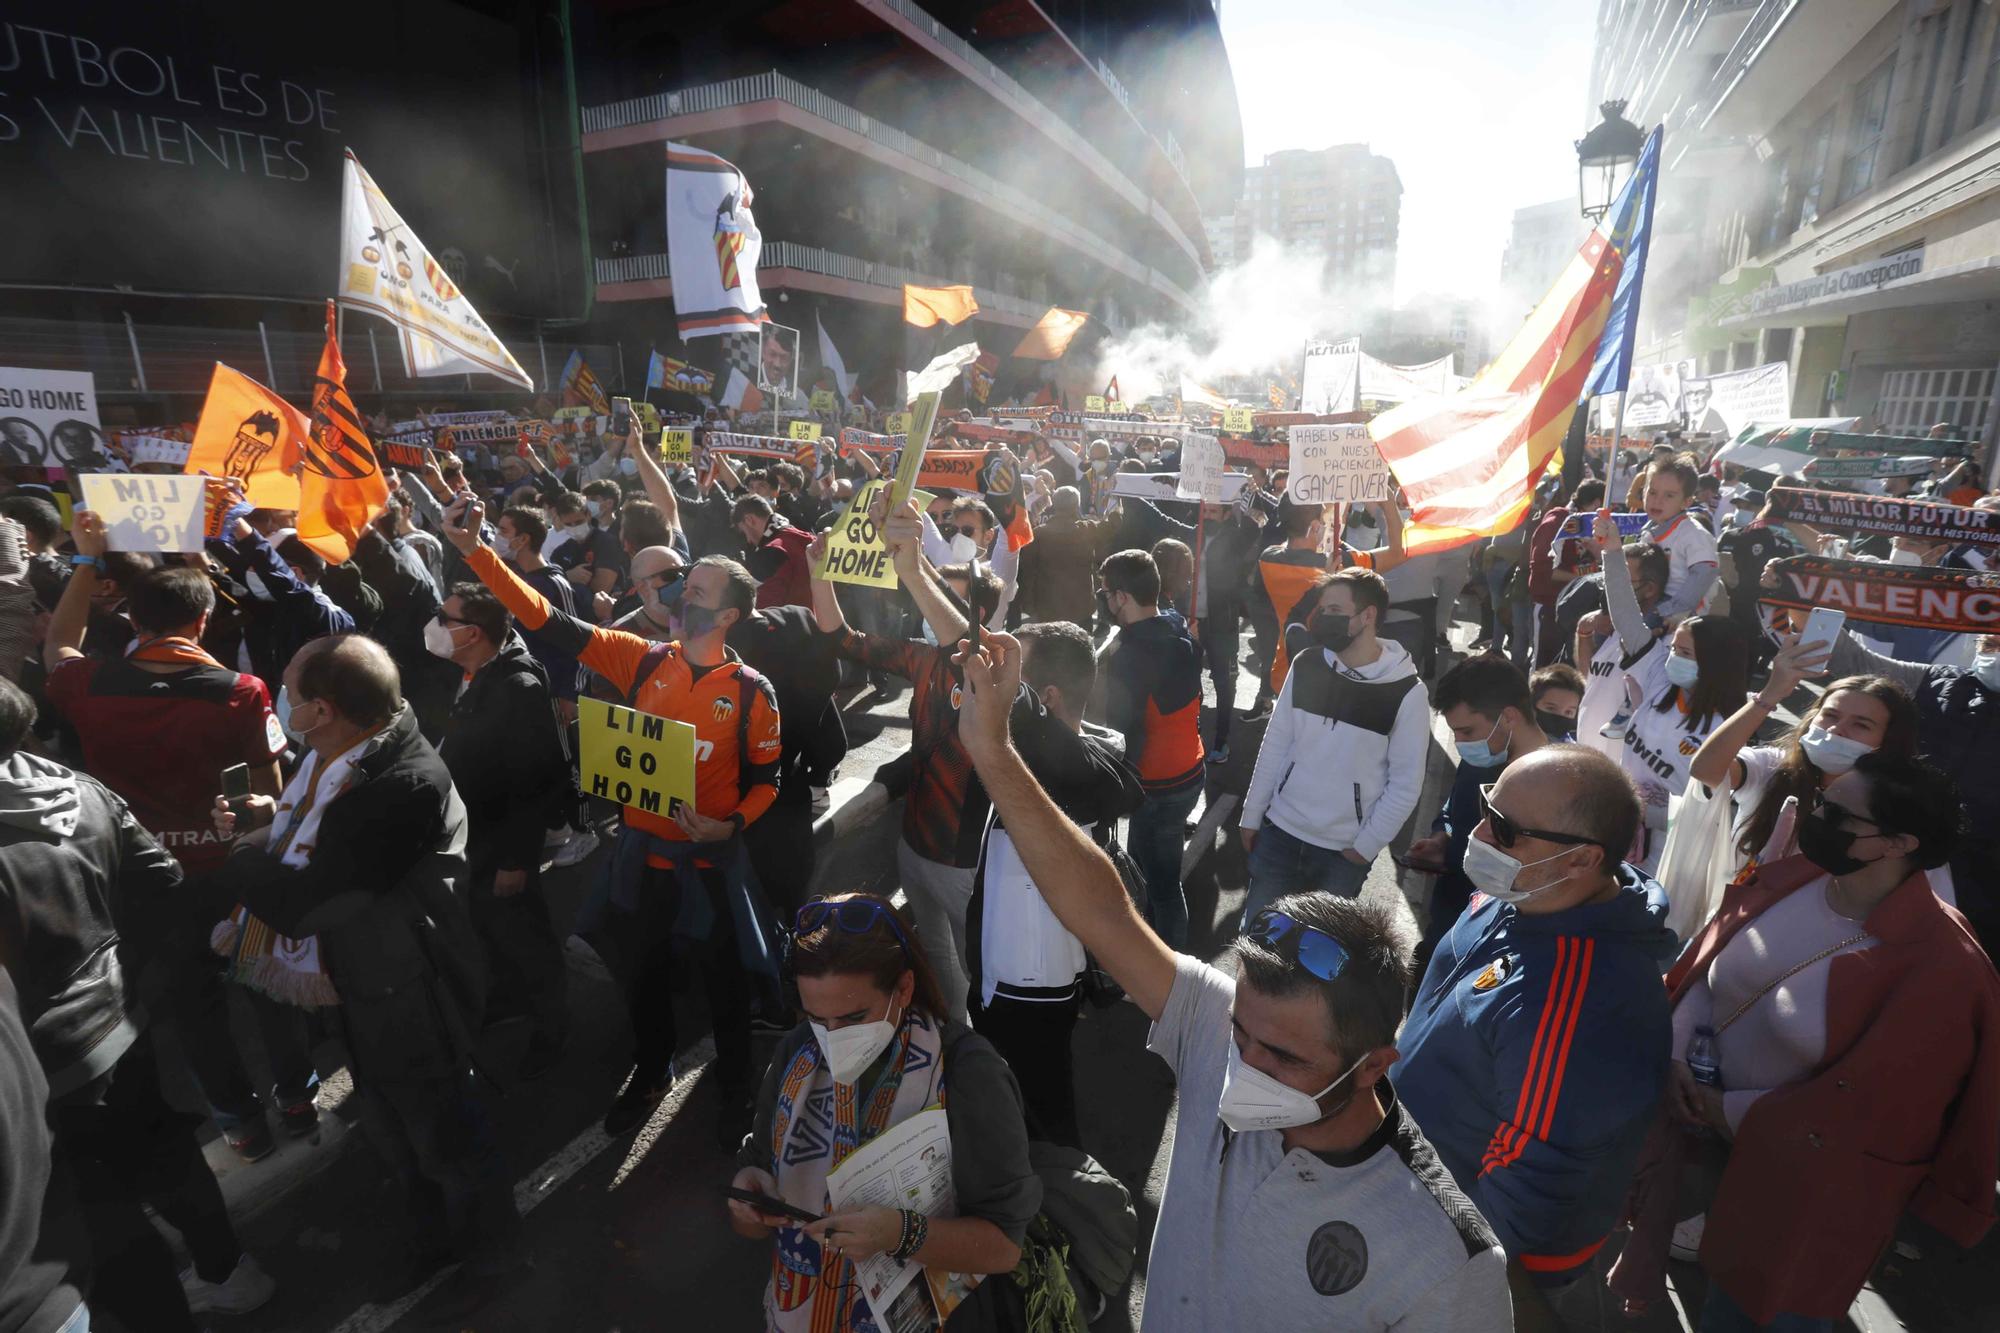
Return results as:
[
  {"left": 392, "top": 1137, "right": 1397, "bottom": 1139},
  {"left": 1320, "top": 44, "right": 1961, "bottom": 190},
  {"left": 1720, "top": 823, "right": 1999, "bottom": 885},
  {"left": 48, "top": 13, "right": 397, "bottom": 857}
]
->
[{"left": 0, "top": 312, "right": 638, "bottom": 404}]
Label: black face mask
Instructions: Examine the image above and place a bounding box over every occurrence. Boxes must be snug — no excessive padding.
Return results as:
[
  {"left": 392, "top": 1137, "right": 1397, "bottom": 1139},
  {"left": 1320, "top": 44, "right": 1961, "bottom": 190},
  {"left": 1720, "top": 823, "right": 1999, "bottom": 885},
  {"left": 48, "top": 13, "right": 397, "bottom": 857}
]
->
[
  {"left": 1310, "top": 611, "right": 1355, "bottom": 653},
  {"left": 1535, "top": 708, "right": 1575, "bottom": 738},
  {"left": 1798, "top": 807, "right": 1873, "bottom": 877}
]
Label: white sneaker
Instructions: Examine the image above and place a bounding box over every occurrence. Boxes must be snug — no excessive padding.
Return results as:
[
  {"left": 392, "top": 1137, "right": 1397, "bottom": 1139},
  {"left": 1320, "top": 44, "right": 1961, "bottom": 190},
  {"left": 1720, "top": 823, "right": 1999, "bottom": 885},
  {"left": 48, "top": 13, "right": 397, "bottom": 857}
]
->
[
  {"left": 181, "top": 1254, "right": 276, "bottom": 1314},
  {"left": 550, "top": 828, "right": 600, "bottom": 867},
  {"left": 1669, "top": 1213, "right": 1706, "bottom": 1262}
]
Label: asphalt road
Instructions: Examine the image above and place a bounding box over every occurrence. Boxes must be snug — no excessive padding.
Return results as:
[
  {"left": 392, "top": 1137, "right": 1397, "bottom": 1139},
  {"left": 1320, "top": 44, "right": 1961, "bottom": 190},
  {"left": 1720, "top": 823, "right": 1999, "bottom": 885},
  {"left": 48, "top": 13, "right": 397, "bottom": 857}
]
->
[{"left": 149, "top": 621, "right": 1992, "bottom": 1333}]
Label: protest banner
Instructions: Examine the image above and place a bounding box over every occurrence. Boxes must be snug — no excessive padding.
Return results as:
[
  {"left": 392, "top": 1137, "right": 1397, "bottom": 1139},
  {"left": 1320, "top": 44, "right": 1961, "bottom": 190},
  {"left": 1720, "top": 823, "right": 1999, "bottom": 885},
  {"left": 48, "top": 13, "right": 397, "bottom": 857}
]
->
[
  {"left": 1218, "top": 434, "right": 1289, "bottom": 471},
  {"left": 380, "top": 439, "right": 432, "bottom": 469},
  {"left": 788, "top": 420, "right": 822, "bottom": 441},
  {"left": 1175, "top": 434, "right": 1231, "bottom": 503},
  {"left": 914, "top": 450, "right": 987, "bottom": 491},
  {"left": 1085, "top": 395, "right": 1107, "bottom": 413},
  {"left": 1557, "top": 512, "right": 1651, "bottom": 539},
  {"left": 1105, "top": 400, "right": 1129, "bottom": 414},
  {"left": 810, "top": 390, "right": 837, "bottom": 413},
  {"left": 0, "top": 367, "right": 103, "bottom": 467},
  {"left": 660, "top": 429, "right": 695, "bottom": 465},
  {"left": 1222, "top": 406, "right": 1256, "bottom": 433},
  {"left": 121, "top": 435, "right": 194, "bottom": 468},
  {"left": 1764, "top": 487, "right": 2000, "bottom": 549},
  {"left": 1711, "top": 418, "right": 1859, "bottom": 476},
  {"left": 705, "top": 433, "right": 799, "bottom": 461},
  {"left": 77, "top": 473, "right": 205, "bottom": 553},
  {"left": 937, "top": 422, "right": 1042, "bottom": 449},
  {"left": 838, "top": 428, "right": 904, "bottom": 457},
  {"left": 577, "top": 698, "right": 697, "bottom": 817},
  {"left": 1759, "top": 556, "right": 2000, "bottom": 634},
  {"left": 1801, "top": 455, "right": 1935, "bottom": 481},
  {"left": 1680, "top": 361, "right": 1790, "bottom": 438},
  {"left": 1286, "top": 425, "right": 1391, "bottom": 505},
  {"left": 1301, "top": 338, "right": 1361, "bottom": 415},
  {"left": 1111, "top": 471, "right": 1250, "bottom": 503}
]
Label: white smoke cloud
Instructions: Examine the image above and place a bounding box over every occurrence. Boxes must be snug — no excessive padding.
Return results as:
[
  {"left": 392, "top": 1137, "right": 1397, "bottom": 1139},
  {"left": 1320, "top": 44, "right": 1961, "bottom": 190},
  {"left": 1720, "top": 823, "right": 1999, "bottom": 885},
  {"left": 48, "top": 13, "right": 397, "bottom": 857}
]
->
[{"left": 1093, "top": 235, "right": 1386, "bottom": 400}]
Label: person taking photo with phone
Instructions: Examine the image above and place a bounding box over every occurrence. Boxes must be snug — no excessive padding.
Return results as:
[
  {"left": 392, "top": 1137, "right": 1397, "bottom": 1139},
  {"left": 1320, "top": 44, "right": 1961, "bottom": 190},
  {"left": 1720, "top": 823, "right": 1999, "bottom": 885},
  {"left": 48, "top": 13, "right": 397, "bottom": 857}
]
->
[{"left": 726, "top": 892, "right": 1040, "bottom": 1332}]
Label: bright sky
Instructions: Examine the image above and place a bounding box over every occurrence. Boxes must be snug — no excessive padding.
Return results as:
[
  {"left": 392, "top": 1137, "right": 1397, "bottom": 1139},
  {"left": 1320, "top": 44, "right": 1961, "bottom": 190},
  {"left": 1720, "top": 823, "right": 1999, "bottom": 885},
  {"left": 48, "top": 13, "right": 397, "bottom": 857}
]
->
[{"left": 1220, "top": 0, "right": 1597, "bottom": 305}]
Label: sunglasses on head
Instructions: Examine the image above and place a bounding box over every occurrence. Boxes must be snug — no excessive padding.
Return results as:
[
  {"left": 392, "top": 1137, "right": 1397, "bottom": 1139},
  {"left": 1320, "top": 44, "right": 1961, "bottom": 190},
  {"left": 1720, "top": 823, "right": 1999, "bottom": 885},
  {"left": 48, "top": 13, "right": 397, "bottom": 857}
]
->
[
  {"left": 792, "top": 897, "right": 915, "bottom": 964},
  {"left": 1243, "top": 909, "right": 1351, "bottom": 982},
  {"left": 1478, "top": 784, "right": 1603, "bottom": 852}
]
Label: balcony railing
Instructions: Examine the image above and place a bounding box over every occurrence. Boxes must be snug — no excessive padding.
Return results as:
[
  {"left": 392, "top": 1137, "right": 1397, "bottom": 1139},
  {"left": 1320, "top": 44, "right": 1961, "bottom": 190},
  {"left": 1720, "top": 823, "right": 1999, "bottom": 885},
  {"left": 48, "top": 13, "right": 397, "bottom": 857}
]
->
[
  {"left": 595, "top": 242, "right": 1053, "bottom": 321},
  {"left": 865, "top": 0, "right": 1199, "bottom": 209},
  {"left": 581, "top": 70, "right": 1186, "bottom": 302}
]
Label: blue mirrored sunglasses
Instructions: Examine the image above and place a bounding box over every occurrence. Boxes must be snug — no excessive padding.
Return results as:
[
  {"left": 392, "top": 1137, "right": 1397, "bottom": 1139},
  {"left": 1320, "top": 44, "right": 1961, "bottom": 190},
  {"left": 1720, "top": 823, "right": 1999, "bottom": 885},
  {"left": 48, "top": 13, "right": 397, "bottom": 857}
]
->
[
  {"left": 1243, "top": 909, "right": 1351, "bottom": 982},
  {"left": 793, "top": 897, "right": 915, "bottom": 963}
]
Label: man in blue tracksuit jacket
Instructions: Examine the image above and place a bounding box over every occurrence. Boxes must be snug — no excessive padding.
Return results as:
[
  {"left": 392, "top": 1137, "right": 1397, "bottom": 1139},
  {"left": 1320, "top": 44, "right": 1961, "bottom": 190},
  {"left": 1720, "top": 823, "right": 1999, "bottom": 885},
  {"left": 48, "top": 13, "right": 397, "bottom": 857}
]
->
[{"left": 1393, "top": 743, "right": 1675, "bottom": 1287}]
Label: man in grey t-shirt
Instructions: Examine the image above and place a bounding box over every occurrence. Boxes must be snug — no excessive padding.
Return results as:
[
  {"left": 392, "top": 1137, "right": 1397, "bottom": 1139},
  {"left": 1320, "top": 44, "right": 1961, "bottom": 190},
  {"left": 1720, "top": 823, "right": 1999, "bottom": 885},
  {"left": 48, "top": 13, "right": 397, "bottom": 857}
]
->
[{"left": 959, "top": 631, "right": 1511, "bottom": 1332}]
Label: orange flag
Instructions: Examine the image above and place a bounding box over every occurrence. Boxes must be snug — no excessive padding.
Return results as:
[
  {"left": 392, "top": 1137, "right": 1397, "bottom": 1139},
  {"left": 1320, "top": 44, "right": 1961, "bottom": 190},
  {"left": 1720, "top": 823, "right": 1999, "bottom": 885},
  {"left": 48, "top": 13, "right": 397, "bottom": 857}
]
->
[
  {"left": 184, "top": 364, "right": 308, "bottom": 510},
  {"left": 1011, "top": 307, "right": 1088, "bottom": 360},
  {"left": 903, "top": 284, "right": 978, "bottom": 328},
  {"left": 298, "top": 301, "right": 389, "bottom": 563}
]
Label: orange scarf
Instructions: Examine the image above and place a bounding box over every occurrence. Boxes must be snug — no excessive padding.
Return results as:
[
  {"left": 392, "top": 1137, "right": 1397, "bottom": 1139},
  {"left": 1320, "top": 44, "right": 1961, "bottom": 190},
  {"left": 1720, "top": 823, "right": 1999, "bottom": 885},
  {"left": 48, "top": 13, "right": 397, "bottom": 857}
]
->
[{"left": 128, "top": 636, "right": 223, "bottom": 669}]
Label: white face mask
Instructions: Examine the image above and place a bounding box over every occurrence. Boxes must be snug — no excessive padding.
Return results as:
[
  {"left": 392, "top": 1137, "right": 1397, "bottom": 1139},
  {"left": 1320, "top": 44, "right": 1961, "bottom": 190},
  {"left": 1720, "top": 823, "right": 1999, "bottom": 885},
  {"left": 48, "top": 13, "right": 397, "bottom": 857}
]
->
[
  {"left": 1799, "top": 724, "right": 1874, "bottom": 776},
  {"left": 947, "top": 532, "right": 980, "bottom": 563},
  {"left": 1976, "top": 651, "right": 2000, "bottom": 690},
  {"left": 619, "top": 457, "right": 639, "bottom": 477},
  {"left": 584, "top": 499, "right": 602, "bottom": 520},
  {"left": 1217, "top": 1039, "right": 1365, "bottom": 1133},
  {"left": 423, "top": 619, "right": 464, "bottom": 660},
  {"left": 1462, "top": 835, "right": 1577, "bottom": 905},
  {"left": 560, "top": 522, "right": 590, "bottom": 544},
  {"left": 809, "top": 999, "right": 902, "bottom": 1085}
]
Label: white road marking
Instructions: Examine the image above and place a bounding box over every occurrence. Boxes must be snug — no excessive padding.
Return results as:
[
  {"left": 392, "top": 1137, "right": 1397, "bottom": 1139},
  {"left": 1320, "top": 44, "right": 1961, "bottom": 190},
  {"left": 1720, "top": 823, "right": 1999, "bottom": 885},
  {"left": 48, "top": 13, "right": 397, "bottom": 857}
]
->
[{"left": 324, "top": 1039, "right": 716, "bottom": 1333}]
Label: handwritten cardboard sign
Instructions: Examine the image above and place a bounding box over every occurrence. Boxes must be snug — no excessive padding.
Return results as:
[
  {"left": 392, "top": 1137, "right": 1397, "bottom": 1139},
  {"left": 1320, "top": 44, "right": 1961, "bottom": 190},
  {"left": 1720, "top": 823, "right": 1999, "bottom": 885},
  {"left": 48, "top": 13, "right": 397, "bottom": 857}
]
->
[
  {"left": 577, "top": 698, "right": 696, "bottom": 817},
  {"left": 77, "top": 473, "right": 205, "bottom": 552},
  {"left": 1286, "top": 425, "right": 1390, "bottom": 506}
]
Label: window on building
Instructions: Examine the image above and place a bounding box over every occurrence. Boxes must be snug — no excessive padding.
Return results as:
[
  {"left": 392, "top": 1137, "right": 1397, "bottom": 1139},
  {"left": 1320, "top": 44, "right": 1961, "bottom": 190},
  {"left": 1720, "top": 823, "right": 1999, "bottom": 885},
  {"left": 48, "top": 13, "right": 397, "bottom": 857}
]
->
[
  {"left": 1910, "top": 6, "right": 1957, "bottom": 158},
  {"left": 1940, "top": 0, "right": 1987, "bottom": 142},
  {"left": 1875, "top": 366, "right": 1997, "bottom": 435},
  {"left": 1837, "top": 59, "right": 1896, "bottom": 204},
  {"left": 1790, "top": 113, "right": 1835, "bottom": 231},
  {"left": 1979, "top": 9, "right": 2000, "bottom": 122},
  {"left": 1758, "top": 151, "right": 1794, "bottom": 253}
]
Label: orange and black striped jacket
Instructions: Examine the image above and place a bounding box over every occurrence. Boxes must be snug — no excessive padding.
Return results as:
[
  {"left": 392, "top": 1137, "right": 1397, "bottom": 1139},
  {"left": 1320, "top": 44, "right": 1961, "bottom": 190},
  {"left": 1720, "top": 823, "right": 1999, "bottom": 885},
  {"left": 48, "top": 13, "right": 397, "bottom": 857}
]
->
[{"left": 1099, "top": 609, "right": 1204, "bottom": 796}]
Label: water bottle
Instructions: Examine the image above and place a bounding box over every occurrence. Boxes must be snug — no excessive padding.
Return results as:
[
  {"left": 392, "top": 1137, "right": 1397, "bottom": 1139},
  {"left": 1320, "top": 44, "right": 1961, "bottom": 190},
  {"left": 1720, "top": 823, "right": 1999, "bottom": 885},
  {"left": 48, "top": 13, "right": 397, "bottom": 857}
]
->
[{"left": 1686, "top": 1025, "right": 1722, "bottom": 1090}]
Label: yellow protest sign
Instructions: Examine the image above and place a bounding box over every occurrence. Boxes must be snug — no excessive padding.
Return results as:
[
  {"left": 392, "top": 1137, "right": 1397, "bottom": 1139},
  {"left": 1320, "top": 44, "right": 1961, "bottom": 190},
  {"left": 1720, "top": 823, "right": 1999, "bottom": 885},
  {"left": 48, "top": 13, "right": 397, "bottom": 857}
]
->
[
  {"left": 1105, "top": 400, "right": 1129, "bottom": 414},
  {"left": 810, "top": 390, "right": 837, "bottom": 412},
  {"left": 1085, "top": 394, "right": 1107, "bottom": 412},
  {"left": 1223, "top": 406, "right": 1255, "bottom": 433},
  {"left": 636, "top": 402, "right": 662, "bottom": 431},
  {"left": 659, "top": 429, "right": 694, "bottom": 464},
  {"left": 577, "top": 698, "right": 696, "bottom": 818},
  {"left": 788, "top": 419, "right": 822, "bottom": 441},
  {"left": 815, "top": 480, "right": 935, "bottom": 589},
  {"left": 888, "top": 391, "right": 942, "bottom": 512},
  {"left": 886, "top": 411, "right": 913, "bottom": 434}
]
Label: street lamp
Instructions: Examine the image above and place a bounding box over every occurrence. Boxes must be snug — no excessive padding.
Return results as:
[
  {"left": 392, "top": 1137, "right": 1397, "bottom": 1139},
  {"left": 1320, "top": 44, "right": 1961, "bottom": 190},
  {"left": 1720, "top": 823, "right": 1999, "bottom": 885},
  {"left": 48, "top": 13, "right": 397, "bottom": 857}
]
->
[{"left": 1577, "top": 99, "right": 1645, "bottom": 223}]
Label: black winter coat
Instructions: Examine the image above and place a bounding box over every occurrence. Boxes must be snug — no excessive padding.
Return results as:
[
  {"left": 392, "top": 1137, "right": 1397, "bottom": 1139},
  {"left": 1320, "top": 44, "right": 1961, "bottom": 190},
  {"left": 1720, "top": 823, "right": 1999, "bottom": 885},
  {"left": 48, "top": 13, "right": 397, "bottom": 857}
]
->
[{"left": 438, "top": 634, "right": 569, "bottom": 880}]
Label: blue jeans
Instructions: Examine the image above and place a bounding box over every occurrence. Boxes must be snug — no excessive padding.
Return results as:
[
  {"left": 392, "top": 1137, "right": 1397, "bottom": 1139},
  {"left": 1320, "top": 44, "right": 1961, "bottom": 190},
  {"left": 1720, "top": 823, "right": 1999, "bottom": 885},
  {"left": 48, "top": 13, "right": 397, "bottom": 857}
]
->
[
  {"left": 1243, "top": 821, "right": 1372, "bottom": 926},
  {"left": 1699, "top": 1285, "right": 1832, "bottom": 1333},
  {"left": 1129, "top": 787, "right": 1202, "bottom": 950}
]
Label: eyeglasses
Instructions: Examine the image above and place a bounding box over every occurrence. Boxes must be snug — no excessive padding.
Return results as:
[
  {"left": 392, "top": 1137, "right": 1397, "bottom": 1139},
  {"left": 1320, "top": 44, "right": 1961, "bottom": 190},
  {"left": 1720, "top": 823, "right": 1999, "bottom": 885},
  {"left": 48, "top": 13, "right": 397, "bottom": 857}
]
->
[
  {"left": 793, "top": 897, "right": 915, "bottom": 963},
  {"left": 955, "top": 524, "right": 982, "bottom": 539},
  {"left": 1242, "top": 909, "right": 1351, "bottom": 982},
  {"left": 633, "top": 567, "right": 687, "bottom": 593},
  {"left": 1810, "top": 795, "right": 1880, "bottom": 832},
  {"left": 434, "top": 611, "right": 475, "bottom": 628},
  {"left": 1478, "top": 784, "right": 1602, "bottom": 851}
]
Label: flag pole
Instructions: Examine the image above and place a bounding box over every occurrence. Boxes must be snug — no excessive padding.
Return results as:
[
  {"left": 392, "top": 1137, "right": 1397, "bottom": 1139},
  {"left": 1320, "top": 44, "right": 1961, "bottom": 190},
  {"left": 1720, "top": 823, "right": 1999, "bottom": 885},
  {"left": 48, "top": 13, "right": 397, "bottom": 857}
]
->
[{"left": 1607, "top": 393, "right": 1629, "bottom": 506}]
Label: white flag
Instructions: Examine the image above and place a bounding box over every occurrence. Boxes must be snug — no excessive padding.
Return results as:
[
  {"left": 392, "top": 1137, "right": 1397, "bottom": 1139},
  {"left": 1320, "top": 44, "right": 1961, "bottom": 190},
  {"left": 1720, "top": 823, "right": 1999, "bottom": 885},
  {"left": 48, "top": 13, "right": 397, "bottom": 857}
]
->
[
  {"left": 817, "top": 313, "right": 855, "bottom": 399},
  {"left": 336, "top": 152, "right": 532, "bottom": 389},
  {"left": 665, "top": 143, "right": 765, "bottom": 340},
  {"left": 905, "top": 343, "right": 982, "bottom": 403}
]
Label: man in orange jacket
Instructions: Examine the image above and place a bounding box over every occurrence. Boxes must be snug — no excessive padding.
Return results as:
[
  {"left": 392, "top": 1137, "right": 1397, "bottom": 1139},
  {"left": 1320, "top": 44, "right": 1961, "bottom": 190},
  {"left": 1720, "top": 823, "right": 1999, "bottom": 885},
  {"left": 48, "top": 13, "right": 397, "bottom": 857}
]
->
[{"left": 442, "top": 494, "right": 781, "bottom": 1146}]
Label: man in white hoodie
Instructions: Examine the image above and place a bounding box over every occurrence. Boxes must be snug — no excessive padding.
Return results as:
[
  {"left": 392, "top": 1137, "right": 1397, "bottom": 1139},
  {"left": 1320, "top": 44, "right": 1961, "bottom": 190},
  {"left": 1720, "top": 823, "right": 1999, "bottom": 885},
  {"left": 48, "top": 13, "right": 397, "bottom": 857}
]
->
[{"left": 1239, "top": 568, "right": 1429, "bottom": 921}]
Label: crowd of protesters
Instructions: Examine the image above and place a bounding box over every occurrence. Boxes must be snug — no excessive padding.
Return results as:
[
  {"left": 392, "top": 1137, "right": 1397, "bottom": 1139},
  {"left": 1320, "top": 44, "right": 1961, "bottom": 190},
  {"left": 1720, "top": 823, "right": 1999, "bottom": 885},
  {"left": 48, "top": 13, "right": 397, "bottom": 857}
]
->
[{"left": 0, "top": 393, "right": 1996, "bottom": 1333}]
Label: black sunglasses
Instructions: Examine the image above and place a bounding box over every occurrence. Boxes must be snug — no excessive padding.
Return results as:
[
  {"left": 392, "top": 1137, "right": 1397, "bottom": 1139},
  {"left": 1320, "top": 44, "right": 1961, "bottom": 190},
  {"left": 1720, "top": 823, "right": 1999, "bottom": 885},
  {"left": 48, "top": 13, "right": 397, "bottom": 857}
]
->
[
  {"left": 1478, "top": 784, "right": 1603, "bottom": 852},
  {"left": 1243, "top": 909, "right": 1351, "bottom": 982},
  {"left": 634, "top": 567, "right": 687, "bottom": 591},
  {"left": 1809, "top": 795, "right": 1880, "bottom": 832},
  {"left": 434, "top": 611, "right": 475, "bottom": 628}
]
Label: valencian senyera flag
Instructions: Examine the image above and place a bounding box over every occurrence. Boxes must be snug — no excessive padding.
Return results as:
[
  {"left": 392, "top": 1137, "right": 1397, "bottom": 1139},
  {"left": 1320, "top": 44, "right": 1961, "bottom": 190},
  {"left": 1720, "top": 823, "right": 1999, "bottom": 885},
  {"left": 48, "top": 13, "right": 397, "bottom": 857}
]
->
[
  {"left": 665, "top": 143, "right": 766, "bottom": 339},
  {"left": 338, "top": 151, "right": 532, "bottom": 388},
  {"left": 1370, "top": 127, "right": 1662, "bottom": 554},
  {"left": 298, "top": 301, "right": 389, "bottom": 563},
  {"left": 559, "top": 350, "right": 610, "bottom": 416}
]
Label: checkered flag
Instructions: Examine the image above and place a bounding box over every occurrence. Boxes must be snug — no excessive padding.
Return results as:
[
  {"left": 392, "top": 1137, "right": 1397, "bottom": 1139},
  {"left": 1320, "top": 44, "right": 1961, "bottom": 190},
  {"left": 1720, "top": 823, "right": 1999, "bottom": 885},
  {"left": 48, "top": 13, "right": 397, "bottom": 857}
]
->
[{"left": 717, "top": 331, "right": 768, "bottom": 417}]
